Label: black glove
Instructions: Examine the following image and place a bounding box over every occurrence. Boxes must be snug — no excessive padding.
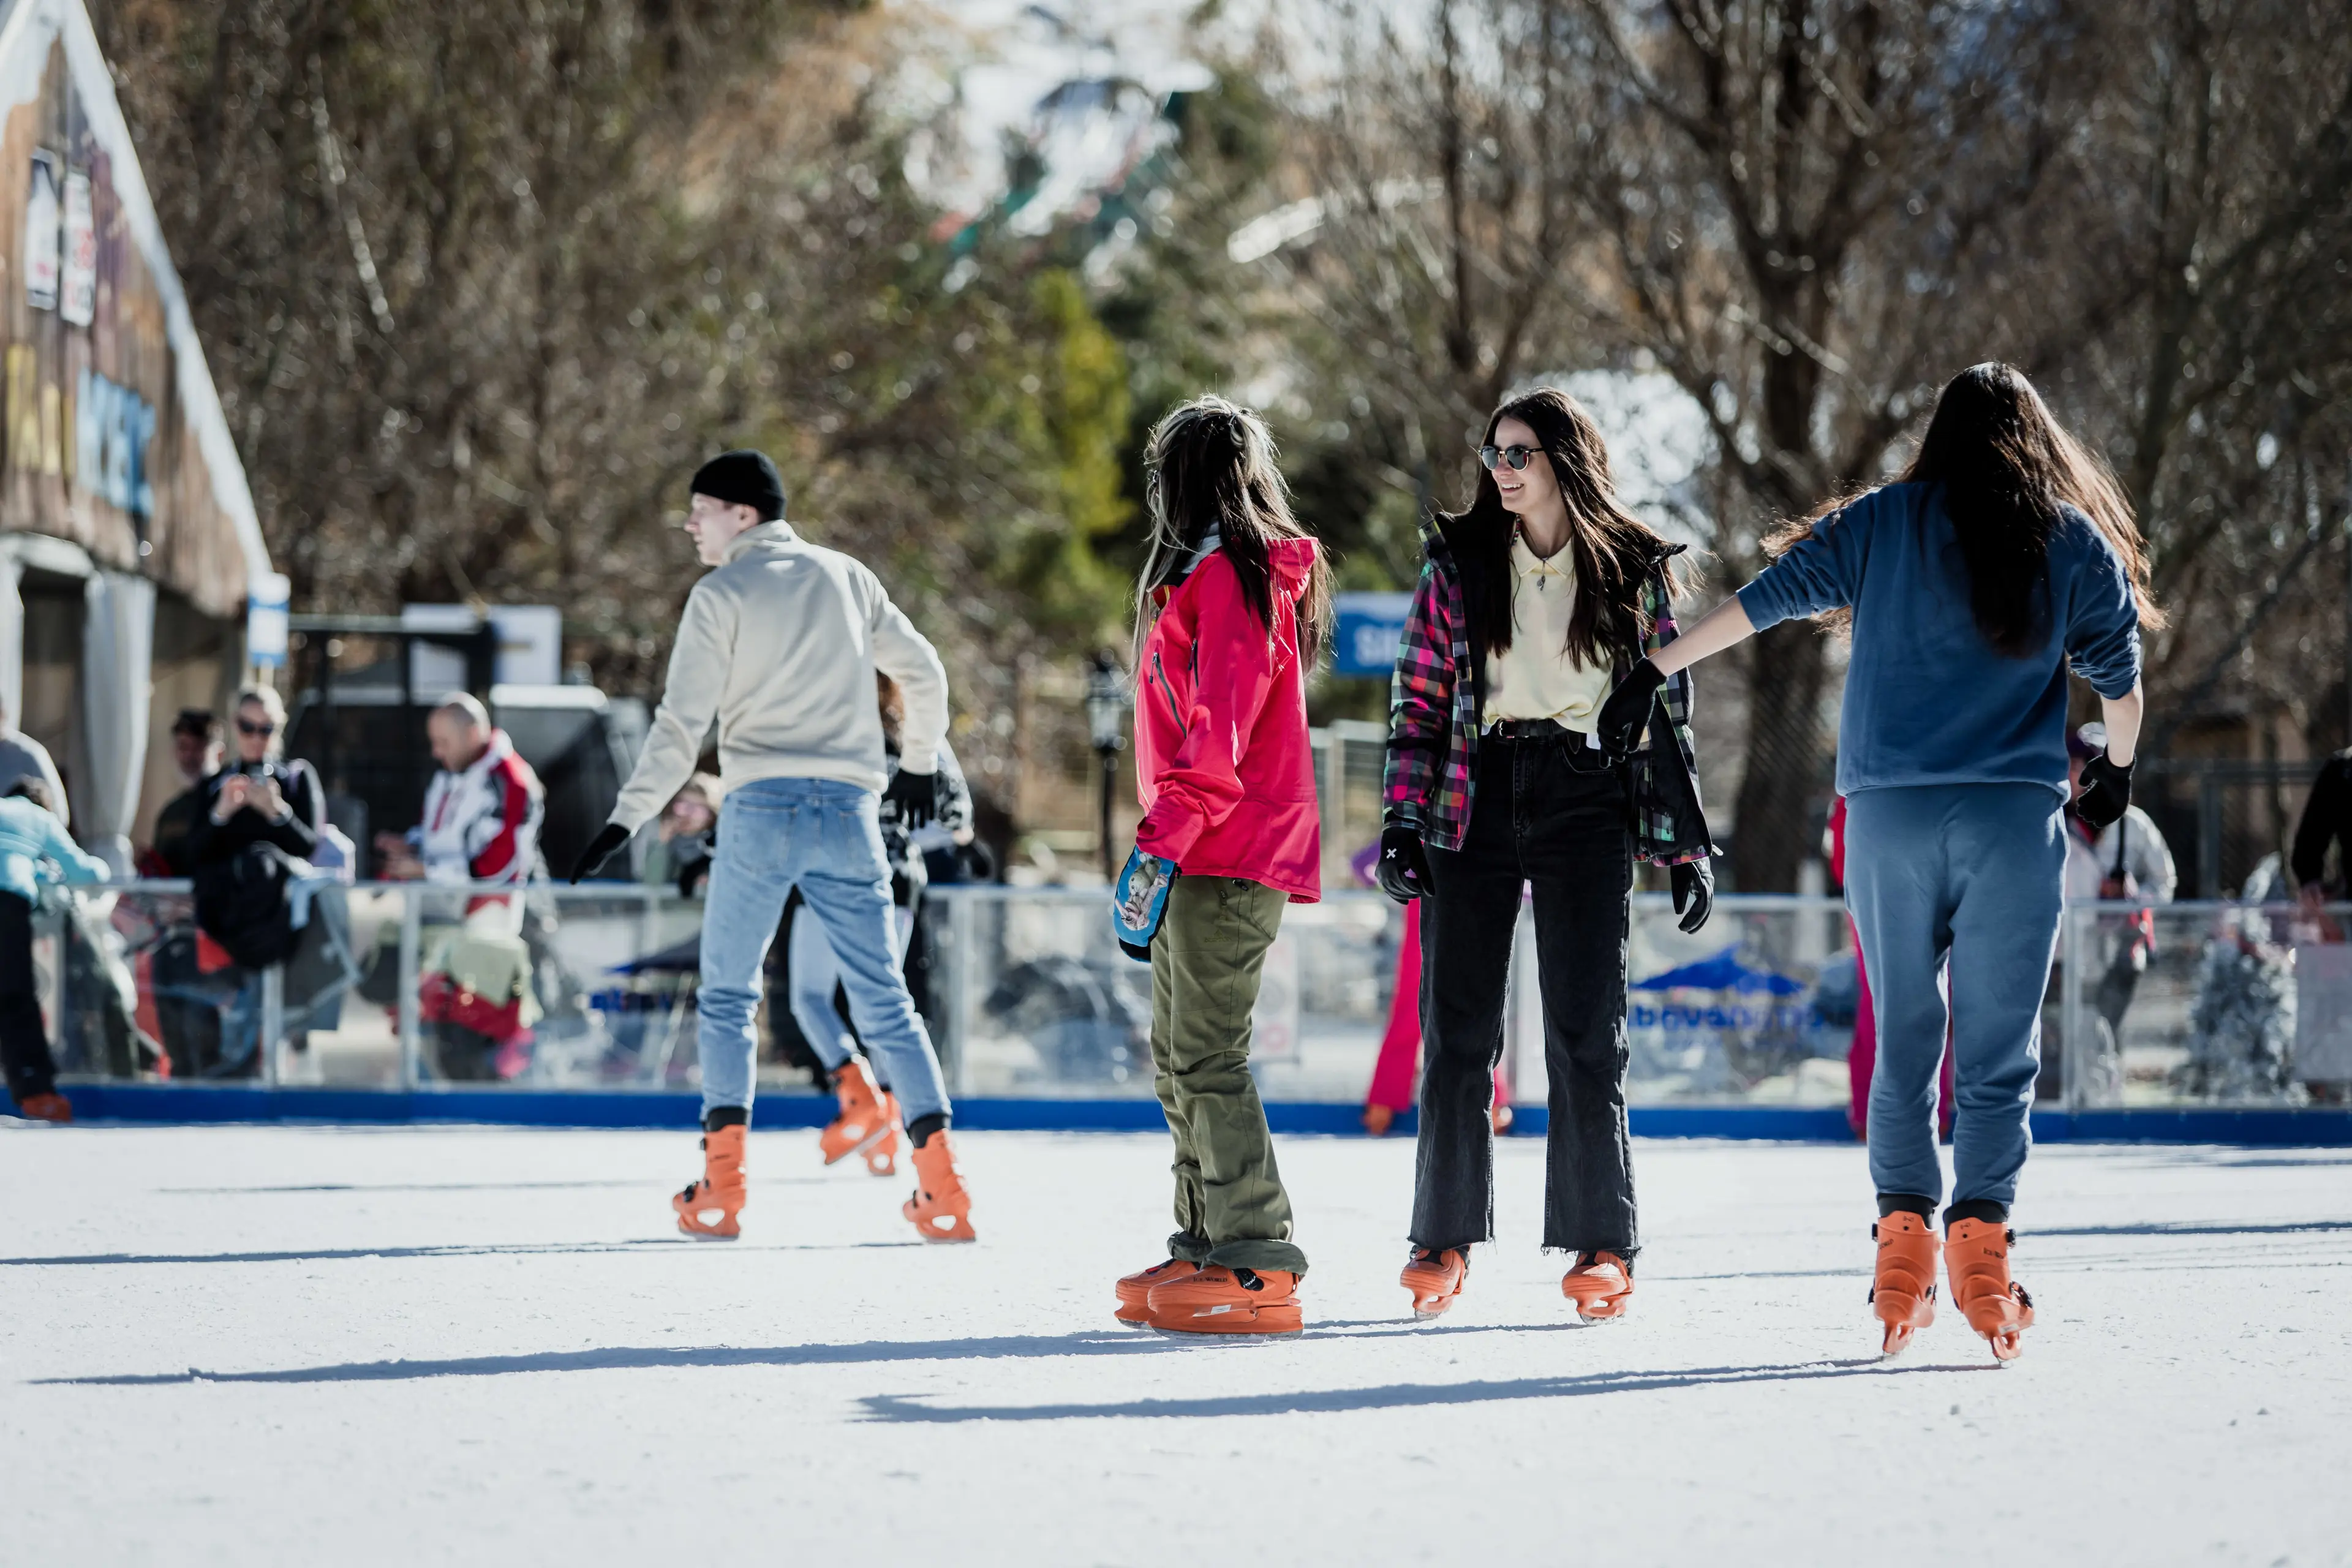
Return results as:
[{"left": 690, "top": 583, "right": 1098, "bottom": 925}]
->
[
  {"left": 881, "top": 769, "right": 941, "bottom": 830},
  {"left": 2075, "top": 752, "right": 2134, "bottom": 831},
  {"left": 1596, "top": 657, "right": 1667, "bottom": 759},
  {"left": 569, "top": 821, "right": 630, "bottom": 884},
  {"left": 1672, "top": 858, "right": 1715, "bottom": 934},
  {"left": 1374, "top": 820, "right": 1430, "bottom": 904}
]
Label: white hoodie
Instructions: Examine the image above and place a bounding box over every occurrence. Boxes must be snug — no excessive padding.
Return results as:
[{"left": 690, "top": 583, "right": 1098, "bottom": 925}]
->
[{"left": 609, "top": 520, "right": 948, "bottom": 832}]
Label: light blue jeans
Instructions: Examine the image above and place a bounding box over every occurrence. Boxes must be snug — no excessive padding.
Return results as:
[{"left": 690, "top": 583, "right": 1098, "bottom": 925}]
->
[
  {"left": 788, "top": 897, "right": 913, "bottom": 1081},
  {"left": 1844, "top": 783, "right": 2065, "bottom": 1211},
  {"left": 698, "top": 778, "right": 949, "bottom": 1125}
]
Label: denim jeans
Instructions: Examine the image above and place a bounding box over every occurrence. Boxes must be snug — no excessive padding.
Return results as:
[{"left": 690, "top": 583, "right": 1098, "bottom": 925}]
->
[
  {"left": 698, "top": 777, "right": 949, "bottom": 1125},
  {"left": 788, "top": 896, "right": 913, "bottom": 1083},
  {"left": 1844, "top": 783, "right": 2064, "bottom": 1212},
  {"left": 1415, "top": 732, "right": 1637, "bottom": 1257}
]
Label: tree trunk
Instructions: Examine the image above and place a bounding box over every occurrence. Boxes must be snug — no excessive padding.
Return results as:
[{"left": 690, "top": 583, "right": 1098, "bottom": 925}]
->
[{"left": 1728, "top": 619, "right": 1828, "bottom": 891}]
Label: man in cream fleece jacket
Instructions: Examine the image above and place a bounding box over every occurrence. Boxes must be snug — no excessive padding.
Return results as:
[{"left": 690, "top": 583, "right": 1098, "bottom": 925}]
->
[{"left": 574, "top": 450, "right": 975, "bottom": 1243}]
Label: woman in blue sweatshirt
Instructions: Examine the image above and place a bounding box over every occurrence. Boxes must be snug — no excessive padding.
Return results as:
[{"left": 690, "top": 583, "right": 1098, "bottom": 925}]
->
[{"left": 1595, "top": 364, "right": 2158, "bottom": 1360}]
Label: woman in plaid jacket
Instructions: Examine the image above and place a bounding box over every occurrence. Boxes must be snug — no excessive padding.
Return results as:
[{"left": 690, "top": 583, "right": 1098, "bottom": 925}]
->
[{"left": 1378, "top": 386, "right": 1715, "bottom": 1323}]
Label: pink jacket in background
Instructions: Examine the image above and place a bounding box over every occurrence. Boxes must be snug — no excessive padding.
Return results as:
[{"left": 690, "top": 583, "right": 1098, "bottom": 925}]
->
[{"left": 1133, "top": 538, "right": 1322, "bottom": 903}]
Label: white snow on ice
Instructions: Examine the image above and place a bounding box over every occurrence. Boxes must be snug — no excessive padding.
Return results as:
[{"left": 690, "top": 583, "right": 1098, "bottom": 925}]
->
[{"left": 4, "top": 1126, "right": 2350, "bottom": 1565}]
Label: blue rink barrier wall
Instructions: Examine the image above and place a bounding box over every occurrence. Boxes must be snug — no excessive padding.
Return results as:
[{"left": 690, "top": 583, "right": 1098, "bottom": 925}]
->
[
  {"left": 32, "top": 1084, "right": 2352, "bottom": 1145},
  {"left": 35, "top": 884, "right": 2352, "bottom": 1144}
]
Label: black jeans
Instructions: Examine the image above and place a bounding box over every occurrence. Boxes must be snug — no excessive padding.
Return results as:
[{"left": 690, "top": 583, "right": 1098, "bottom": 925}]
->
[
  {"left": 1413, "top": 733, "right": 1637, "bottom": 1257},
  {"left": 0, "top": 891, "right": 58, "bottom": 1101}
]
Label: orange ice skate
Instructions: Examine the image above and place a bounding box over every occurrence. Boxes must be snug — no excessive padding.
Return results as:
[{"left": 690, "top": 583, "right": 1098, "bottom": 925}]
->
[
  {"left": 1115, "top": 1258, "right": 1200, "bottom": 1326},
  {"left": 1401, "top": 1247, "right": 1469, "bottom": 1319},
  {"left": 1561, "top": 1251, "right": 1635, "bottom": 1322},
  {"left": 1945, "top": 1218, "right": 2035, "bottom": 1361},
  {"left": 1869, "top": 1212, "right": 1939, "bottom": 1357},
  {"left": 1362, "top": 1103, "right": 1396, "bottom": 1136},
  {"left": 673, "top": 1124, "right": 747, "bottom": 1240},
  {"left": 902, "top": 1132, "right": 976, "bottom": 1242},
  {"left": 819, "top": 1060, "right": 900, "bottom": 1176},
  {"left": 1147, "top": 1265, "right": 1303, "bottom": 1335},
  {"left": 14, "top": 1092, "right": 71, "bottom": 1123}
]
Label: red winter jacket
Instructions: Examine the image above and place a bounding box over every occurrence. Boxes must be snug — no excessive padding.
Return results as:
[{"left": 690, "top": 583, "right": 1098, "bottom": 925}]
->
[{"left": 1133, "top": 538, "right": 1321, "bottom": 903}]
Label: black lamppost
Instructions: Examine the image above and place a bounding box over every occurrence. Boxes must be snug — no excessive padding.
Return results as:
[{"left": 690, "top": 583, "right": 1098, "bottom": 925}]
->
[{"left": 1084, "top": 651, "right": 1128, "bottom": 878}]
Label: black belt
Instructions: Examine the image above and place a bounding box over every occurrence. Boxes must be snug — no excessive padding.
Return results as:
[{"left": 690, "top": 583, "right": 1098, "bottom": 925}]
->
[{"left": 1484, "top": 718, "right": 1602, "bottom": 748}]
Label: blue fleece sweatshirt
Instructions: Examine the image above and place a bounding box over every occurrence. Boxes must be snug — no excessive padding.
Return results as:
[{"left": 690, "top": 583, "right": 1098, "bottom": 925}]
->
[
  {"left": 0, "top": 795, "right": 107, "bottom": 905},
  {"left": 1736, "top": 481, "right": 2141, "bottom": 800}
]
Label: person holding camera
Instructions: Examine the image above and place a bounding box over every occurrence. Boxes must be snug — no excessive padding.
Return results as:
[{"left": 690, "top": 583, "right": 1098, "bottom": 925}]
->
[
  {"left": 183, "top": 687, "right": 325, "bottom": 1076},
  {"left": 190, "top": 687, "right": 324, "bottom": 866}
]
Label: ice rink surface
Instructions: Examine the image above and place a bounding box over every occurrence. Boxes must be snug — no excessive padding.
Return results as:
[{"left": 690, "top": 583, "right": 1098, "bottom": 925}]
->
[{"left": 4, "top": 1124, "right": 2350, "bottom": 1567}]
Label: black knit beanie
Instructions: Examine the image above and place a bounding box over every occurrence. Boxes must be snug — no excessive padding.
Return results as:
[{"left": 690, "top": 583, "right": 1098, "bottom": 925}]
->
[{"left": 688, "top": 450, "right": 786, "bottom": 521}]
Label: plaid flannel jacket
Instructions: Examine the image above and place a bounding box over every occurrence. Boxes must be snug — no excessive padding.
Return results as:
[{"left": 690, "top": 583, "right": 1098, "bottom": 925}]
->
[{"left": 1381, "top": 515, "right": 1713, "bottom": 865}]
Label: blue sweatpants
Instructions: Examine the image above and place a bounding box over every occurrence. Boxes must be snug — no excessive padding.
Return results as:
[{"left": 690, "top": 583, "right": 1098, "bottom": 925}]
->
[{"left": 1842, "top": 784, "right": 2065, "bottom": 1211}]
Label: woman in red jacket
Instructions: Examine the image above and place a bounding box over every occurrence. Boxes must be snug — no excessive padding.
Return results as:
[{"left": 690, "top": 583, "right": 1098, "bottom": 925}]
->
[{"left": 1110, "top": 396, "right": 1332, "bottom": 1336}]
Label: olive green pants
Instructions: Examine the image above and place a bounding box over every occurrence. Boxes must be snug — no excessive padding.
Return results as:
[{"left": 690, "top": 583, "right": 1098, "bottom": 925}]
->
[{"left": 1150, "top": 874, "right": 1307, "bottom": 1276}]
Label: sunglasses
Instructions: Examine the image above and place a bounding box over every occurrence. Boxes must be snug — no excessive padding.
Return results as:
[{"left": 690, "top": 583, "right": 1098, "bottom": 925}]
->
[
  {"left": 237, "top": 720, "right": 276, "bottom": 737},
  {"left": 1478, "top": 443, "right": 1542, "bottom": 472}
]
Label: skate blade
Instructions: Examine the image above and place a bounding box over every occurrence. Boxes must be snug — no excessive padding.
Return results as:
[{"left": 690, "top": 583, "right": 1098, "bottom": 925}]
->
[
  {"left": 822, "top": 1121, "right": 896, "bottom": 1168},
  {"left": 1149, "top": 1321, "right": 1302, "bottom": 1341},
  {"left": 675, "top": 1221, "right": 741, "bottom": 1241}
]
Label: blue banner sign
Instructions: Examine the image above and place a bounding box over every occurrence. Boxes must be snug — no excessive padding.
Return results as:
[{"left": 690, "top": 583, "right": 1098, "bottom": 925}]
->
[{"left": 1330, "top": 591, "right": 1413, "bottom": 677}]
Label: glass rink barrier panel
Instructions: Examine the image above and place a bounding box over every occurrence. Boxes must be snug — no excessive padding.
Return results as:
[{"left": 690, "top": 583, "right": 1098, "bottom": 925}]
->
[
  {"left": 397, "top": 883, "right": 707, "bottom": 1091},
  {"left": 61, "top": 881, "right": 2352, "bottom": 1116},
  {"left": 934, "top": 887, "right": 1864, "bottom": 1107},
  {"left": 47, "top": 881, "right": 713, "bottom": 1093},
  {"left": 932, "top": 886, "right": 1399, "bottom": 1102},
  {"left": 2052, "top": 895, "right": 2352, "bottom": 1110},
  {"left": 1584, "top": 894, "right": 1856, "bottom": 1108}
]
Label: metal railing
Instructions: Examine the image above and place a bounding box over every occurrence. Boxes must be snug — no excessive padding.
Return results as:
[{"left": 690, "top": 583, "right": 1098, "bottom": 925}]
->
[{"left": 34, "top": 880, "right": 2352, "bottom": 1111}]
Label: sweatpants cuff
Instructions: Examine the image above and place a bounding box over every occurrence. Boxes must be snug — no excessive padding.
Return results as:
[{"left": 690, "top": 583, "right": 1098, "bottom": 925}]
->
[
  {"left": 1166, "top": 1231, "right": 1212, "bottom": 1265},
  {"left": 1204, "top": 1240, "right": 1309, "bottom": 1278}
]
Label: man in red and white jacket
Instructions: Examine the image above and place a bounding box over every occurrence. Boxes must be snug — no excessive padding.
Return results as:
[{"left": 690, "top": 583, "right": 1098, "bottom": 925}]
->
[{"left": 379, "top": 695, "right": 544, "bottom": 912}]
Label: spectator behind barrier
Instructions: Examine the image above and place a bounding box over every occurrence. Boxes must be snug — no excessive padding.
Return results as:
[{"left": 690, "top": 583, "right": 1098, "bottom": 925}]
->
[
  {"left": 372, "top": 694, "right": 547, "bottom": 1082},
  {"left": 644, "top": 774, "right": 720, "bottom": 897},
  {"left": 2293, "top": 747, "right": 2351, "bottom": 914},
  {"left": 143, "top": 709, "right": 224, "bottom": 877},
  {"left": 186, "top": 687, "right": 328, "bottom": 1076}
]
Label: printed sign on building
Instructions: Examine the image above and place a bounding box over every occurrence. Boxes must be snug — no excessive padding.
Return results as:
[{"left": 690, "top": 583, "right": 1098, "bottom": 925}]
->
[
  {"left": 23, "top": 149, "right": 59, "bottom": 310},
  {"left": 60, "top": 168, "right": 94, "bottom": 326}
]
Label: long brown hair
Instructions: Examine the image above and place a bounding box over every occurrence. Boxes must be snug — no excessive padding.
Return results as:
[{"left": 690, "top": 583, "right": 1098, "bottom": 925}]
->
[
  {"left": 1444, "top": 386, "right": 1677, "bottom": 666},
  {"left": 1134, "top": 396, "right": 1332, "bottom": 660},
  {"left": 1895, "top": 363, "right": 2163, "bottom": 653}
]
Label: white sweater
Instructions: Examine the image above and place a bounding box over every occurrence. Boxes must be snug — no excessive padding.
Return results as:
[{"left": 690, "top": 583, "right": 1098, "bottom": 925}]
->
[{"left": 608, "top": 521, "right": 949, "bottom": 833}]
